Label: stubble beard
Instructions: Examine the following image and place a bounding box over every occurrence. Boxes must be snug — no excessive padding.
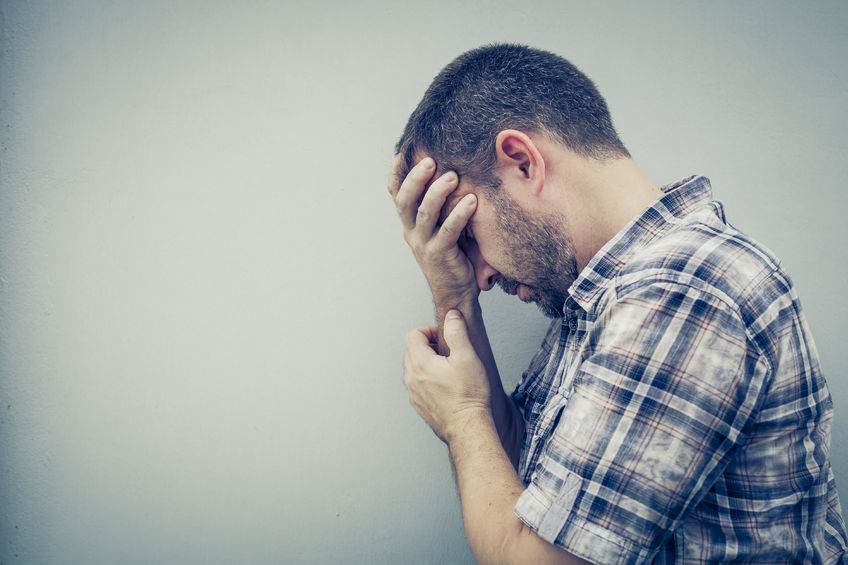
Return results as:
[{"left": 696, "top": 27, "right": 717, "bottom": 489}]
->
[{"left": 489, "top": 189, "right": 579, "bottom": 319}]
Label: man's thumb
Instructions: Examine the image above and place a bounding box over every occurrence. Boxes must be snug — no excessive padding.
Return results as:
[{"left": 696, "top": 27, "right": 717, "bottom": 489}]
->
[{"left": 444, "top": 309, "right": 471, "bottom": 355}]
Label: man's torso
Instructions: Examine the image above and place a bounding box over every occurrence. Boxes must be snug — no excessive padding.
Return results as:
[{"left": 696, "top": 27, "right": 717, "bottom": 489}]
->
[{"left": 511, "top": 176, "right": 848, "bottom": 564}]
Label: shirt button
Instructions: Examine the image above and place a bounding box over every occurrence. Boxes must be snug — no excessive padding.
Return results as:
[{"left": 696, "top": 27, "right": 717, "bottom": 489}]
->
[{"left": 569, "top": 318, "right": 578, "bottom": 331}]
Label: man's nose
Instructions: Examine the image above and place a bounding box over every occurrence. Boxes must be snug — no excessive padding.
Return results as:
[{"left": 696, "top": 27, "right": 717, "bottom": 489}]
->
[{"left": 466, "top": 245, "right": 499, "bottom": 291}]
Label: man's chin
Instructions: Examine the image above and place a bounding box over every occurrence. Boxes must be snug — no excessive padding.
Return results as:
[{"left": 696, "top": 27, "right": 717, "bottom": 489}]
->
[
  {"left": 513, "top": 286, "right": 566, "bottom": 318},
  {"left": 497, "top": 278, "right": 565, "bottom": 318},
  {"left": 535, "top": 296, "right": 565, "bottom": 319}
]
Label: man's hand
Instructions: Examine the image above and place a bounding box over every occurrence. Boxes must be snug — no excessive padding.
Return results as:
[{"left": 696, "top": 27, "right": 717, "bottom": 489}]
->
[
  {"left": 388, "top": 155, "right": 479, "bottom": 307},
  {"left": 389, "top": 154, "right": 524, "bottom": 467},
  {"left": 404, "top": 309, "right": 491, "bottom": 443}
]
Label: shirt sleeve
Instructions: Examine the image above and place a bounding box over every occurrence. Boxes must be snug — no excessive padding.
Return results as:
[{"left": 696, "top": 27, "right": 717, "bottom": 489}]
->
[{"left": 514, "top": 279, "right": 768, "bottom": 565}]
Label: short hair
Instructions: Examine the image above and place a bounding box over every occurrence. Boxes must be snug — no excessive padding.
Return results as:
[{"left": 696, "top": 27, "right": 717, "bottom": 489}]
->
[{"left": 395, "top": 44, "right": 630, "bottom": 188}]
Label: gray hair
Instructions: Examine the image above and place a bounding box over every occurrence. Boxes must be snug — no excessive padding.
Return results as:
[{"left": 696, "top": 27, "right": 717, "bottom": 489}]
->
[{"left": 395, "top": 44, "right": 629, "bottom": 188}]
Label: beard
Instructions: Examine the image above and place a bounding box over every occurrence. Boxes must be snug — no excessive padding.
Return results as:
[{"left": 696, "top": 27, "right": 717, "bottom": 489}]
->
[{"left": 488, "top": 189, "right": 579, "bottom": 319}]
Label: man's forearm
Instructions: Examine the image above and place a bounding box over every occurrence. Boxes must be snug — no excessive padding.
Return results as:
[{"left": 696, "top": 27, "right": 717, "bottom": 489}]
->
[
  {"left": 435, "top": 297, "right": 523, "bottom": 467},
  {"left": 447, "top": 410, "right": 590, "bottom": 565}
]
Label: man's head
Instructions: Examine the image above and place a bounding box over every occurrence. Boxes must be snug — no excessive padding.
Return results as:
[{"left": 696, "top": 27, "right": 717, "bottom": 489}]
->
[
  {"left": 395, "top": 43, "right": 629, "bottom": 188},
  {"left": 425, "top": 130, "right": 581, "bottom": 318},
  {"left": 395, "top": 44, "right": 629, "bottom": 317}
]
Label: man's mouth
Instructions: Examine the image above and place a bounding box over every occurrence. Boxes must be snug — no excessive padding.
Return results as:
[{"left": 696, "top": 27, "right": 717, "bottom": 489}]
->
[
  {"left": 497, "top": 276, "right": 520, "bottom": 296},
  {"left": 517, "top": 285, "right": 535, "bottom": 302},
  {"left": 497, "top": 276, "right": 536, "bottom": 302}
]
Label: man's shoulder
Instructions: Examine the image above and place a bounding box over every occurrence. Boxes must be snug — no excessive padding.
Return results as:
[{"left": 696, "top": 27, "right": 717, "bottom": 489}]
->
[{"left": 615, "top": 203, "right": 786, "bottom": 311}]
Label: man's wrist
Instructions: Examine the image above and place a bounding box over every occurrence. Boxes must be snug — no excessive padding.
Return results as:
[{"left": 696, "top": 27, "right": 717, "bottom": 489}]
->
[
  {"left": 434, "top": 292, "right": 480, "bottom": 317},
  {"left": 444, "top": 405, "right": 494, "bottom": 447}
]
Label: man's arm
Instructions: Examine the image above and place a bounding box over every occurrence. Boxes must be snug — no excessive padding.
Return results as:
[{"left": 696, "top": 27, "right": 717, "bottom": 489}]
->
[
  {"left": 437, "top": 297, "right": 523, "bottom": 467},
  {"left": 404, "top": 312, "right": 591, "bottom": 565},
  {"left": 388, "top": 155, "right": 522, "bottom": 464}
]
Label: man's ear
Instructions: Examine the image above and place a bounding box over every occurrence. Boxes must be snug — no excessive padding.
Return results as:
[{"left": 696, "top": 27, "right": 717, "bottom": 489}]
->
[{"left": 494, "top": 130, "right": 545, "bottom": 195}]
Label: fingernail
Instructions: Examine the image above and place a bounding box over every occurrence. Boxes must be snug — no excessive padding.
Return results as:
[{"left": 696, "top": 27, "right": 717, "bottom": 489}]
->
[
  {"left": 421, "top": 158, "right": 434, "bottom": 170},
  {"left": 446, "top": 309, "right": 461, "bottom": 320},
  {"left": 463, "top": 194, "right": 476, "bottom": 205},
  {"left": 443, "top": 171, "right": 457, "bottom": 183}
]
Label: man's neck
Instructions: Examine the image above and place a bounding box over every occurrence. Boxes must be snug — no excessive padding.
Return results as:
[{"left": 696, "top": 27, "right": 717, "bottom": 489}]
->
[{"left": 552, "top": 154, "right": 663, "bottom": 272}]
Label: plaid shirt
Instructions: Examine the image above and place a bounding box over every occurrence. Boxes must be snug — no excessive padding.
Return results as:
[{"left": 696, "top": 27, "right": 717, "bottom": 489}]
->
[{"left": 512, "top": 176, "right": 848, "bottom": 564}]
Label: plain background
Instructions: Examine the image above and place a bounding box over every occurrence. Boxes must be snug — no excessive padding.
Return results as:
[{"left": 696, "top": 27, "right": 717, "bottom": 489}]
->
[{"left": 1, "top": 1, "right": 846, "bottom": 563}]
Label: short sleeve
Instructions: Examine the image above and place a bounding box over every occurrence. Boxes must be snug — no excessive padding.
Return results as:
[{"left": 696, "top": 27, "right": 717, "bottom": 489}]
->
[{"left": 514, "top": 280, "right": 767, "bottom": 564}]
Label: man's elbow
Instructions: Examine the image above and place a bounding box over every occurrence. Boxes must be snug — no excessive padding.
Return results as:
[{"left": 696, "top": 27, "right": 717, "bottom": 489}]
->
[{"left": 497, "top": 518, "right": 593, "bottom": 565}]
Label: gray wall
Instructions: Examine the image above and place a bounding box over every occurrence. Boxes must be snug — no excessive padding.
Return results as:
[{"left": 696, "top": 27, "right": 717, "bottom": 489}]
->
[{"left": 1, "top": 1, "right": 846, "bottom": 563}]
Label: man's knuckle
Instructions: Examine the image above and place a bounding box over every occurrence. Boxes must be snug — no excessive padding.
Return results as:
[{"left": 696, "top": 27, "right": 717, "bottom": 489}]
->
[
  {"left": 422, "top": 247, "right": 440, "bottom": 263},
  {"left": 439, "top": 223, "right": 458, "bottom": 240},
  {"left": 410, "top": 357, "right": 426, "bottom": 373}
]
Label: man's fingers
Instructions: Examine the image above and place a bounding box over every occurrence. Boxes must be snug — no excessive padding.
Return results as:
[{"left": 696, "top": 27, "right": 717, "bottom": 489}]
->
[
  {"left": 435, "top": 193, "right": 476, "bottom": 247},
  {"left": 415, "top": 171, "right": 458, "bottom": 235},
  {"left": 404, "top": 327, "right": 441, "bottom": 387},
  {"left": 405, "top": 326, "right": 438, "bottom": 354},
  {"left": 395, "top": 158, "right": 435, "bottom": 230},
  {"left": 387, "top": 154, "right": 404, "bottom": 198},
  {"left": 419, "top": 325, "right": 439, "bottom": 345},
  {"left": 443, "top": 310, "right": 474, "bottom": 360}
]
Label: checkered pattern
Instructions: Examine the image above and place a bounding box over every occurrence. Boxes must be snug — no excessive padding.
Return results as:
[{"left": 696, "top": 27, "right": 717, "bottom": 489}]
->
[{"left": 512, "top": 176, "right": 848, "bottom": 564}]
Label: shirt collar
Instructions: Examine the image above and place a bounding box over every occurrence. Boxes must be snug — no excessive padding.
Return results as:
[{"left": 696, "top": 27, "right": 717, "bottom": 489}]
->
[{"left": 566, "top": 175, "right": 715, "bottom": 313}]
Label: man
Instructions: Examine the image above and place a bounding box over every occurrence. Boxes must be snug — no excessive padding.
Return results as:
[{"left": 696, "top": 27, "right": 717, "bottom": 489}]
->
[{"left": 387, "top": 44, "right": 848, "bottom": 564}]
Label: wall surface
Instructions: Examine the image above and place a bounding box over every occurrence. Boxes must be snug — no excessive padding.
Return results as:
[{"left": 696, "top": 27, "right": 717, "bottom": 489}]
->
[{"left": 1, "top": 1, "right": 846, "bottom": 564}]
